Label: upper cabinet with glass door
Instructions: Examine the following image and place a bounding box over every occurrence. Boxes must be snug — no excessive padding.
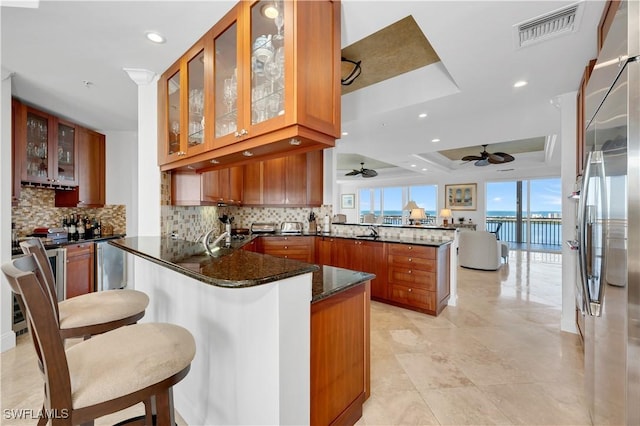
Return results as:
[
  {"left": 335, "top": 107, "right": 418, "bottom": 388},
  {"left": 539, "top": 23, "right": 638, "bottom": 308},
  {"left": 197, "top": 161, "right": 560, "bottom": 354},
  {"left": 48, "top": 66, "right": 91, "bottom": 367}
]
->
[
  {"left": 159, "top": 0, "right": 340, "bottom": 170},
  {"left": 158, "top": 41, "right": 209, "bottom": 165},
  {"left": 17, "top": 103, "right": 78, "bottom": 187}
]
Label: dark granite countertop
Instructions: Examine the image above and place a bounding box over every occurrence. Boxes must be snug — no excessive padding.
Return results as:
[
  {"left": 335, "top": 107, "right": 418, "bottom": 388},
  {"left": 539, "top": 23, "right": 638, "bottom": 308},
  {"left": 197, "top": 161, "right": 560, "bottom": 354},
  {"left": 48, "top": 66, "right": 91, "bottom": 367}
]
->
[
  {"left": 12, "top": 234, "right": 126, "bottom": 256},
  {"left": 292, "top": 232, "right": 452, "bottom": 247},
  {"left": 311, "top": 265, "right": 374, "bottom": 303},
  {"left": 110, "top": 236, "right": 319, "bottom": 289}
]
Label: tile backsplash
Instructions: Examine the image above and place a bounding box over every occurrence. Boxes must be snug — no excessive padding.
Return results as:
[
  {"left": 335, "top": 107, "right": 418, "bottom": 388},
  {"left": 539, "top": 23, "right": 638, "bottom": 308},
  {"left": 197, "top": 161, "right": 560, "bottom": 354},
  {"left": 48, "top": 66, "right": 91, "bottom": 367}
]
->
[
  {"left": 12, "top": 187, "right": 126, "bottom": 237},
  {"left": 160, "top": 204, "right": 334, "bottom": 241}
]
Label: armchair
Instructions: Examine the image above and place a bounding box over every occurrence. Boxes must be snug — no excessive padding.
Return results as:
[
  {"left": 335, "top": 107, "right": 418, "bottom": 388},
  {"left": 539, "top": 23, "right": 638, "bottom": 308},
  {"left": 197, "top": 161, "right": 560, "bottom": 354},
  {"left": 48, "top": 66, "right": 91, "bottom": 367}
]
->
[{"left": 458, "top": 230, "right": 503, "bottom": 271}]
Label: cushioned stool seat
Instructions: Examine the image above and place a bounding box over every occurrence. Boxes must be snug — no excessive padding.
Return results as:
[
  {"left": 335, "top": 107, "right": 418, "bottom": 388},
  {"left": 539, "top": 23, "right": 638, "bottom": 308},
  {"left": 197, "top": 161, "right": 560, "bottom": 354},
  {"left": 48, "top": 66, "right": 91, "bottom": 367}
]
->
[
  {"left": 59, "top": 289, "right": 149, "bottom": 331},
  {"left": 66, "top": 322, "right": 195, "bottom": 409}
]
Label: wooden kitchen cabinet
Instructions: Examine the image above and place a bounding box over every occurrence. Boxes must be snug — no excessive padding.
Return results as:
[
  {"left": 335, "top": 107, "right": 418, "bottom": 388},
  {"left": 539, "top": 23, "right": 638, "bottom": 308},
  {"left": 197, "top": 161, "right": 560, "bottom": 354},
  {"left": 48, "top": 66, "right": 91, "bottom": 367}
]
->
[
  {"left": 333, "top": 238, "right": 387, "bottom": 300},
  {"left": 158, "top": 0, "right": 340, "bottom": 171},
  {"left": 386, "top": 243, "right": 450, "bottom": 315},
  {"left": 315, "top": 236, "right": 336, "bottom": 266},
  {"left": 172, "top": 166, "right": 243, "bottom": 206},
  {"left": 66, "top": 242, "right": 95, "bottom": 298},
  {"left": 242, "top": 151, "right": 323, "bottom": 207},
  {"left": 55, "top": 127, "right": 106, "bottom": 207},
  {"left": 311, "top": 282, "right": 370, "bottom": 426},
  {"left": 260, "top": 236, "right": 315, "bottom": 263},
  {"left": 202, "top": 166, "right": 244, "bottom": 204},
  {"left": 158, "top": 40, "right": 209, "bottom": 165},
  {"left": 13, "top": 100, "right": 78, "bottom": 187}
]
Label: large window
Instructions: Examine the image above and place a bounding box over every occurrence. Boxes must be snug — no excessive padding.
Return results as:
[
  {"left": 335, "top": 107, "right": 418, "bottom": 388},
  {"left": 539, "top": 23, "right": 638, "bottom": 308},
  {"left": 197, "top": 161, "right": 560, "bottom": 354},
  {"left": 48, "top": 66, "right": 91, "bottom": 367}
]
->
[
  {"left": 359, "top": 184, "right": 437, "bottom": 224},
  {"left": 486, "top": 178, "right": 561, "bottom": 251}
]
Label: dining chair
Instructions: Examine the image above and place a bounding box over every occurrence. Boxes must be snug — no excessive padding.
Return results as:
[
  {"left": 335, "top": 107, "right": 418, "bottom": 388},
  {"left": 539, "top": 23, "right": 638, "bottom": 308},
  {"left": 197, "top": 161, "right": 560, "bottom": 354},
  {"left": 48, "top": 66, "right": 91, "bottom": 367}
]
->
[
  {"left": 20, "top": 238, "right": 149, "bottom": 340},
  {"left": 2, "top": 254, "right": 195, "bottom": 426}
]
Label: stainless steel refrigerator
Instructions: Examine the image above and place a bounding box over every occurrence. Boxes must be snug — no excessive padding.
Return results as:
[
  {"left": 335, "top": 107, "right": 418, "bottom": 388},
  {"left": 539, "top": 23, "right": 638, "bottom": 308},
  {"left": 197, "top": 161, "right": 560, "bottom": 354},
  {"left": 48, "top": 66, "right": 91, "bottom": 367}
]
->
[{"left": 579, "top": 1, "right": 639, "bottom": 424}]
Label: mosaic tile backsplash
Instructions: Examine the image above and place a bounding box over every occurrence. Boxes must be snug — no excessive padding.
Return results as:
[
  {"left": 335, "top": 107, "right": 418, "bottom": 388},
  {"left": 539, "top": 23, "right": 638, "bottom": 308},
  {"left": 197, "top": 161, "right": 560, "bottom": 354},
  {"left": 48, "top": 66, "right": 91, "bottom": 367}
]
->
[{"left": 12, "top": 187, "right": 126, "bottom": 238}]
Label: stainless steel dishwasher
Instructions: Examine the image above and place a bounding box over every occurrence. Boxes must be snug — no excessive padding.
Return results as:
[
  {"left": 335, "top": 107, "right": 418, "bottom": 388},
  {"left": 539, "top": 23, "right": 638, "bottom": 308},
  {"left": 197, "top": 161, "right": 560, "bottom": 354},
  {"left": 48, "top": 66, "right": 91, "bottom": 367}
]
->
[{"left": 95, "top": 239, "right": 127, "bottom": 291}]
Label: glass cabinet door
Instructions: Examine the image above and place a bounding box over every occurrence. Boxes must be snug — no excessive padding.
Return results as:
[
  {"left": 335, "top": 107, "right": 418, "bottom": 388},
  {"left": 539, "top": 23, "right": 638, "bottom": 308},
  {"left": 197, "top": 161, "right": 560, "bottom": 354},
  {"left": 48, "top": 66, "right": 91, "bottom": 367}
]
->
[
  {"left": 57, "top": 122, "right": 76, "bottom": 183},
  {"left": 167, "top": 70, "right": 181, "bottom": 157},
  {"left": 214, "top": 21, "right": 238, "bottom": 139},
  {"left": 250, "top": 0, "right": 285, "bottom": 126},
  {"left": 187, "top": 50, "right": 205, "bottom": 148},
  {"left": 25, "top": 110, "right": 51, "bottom": 182}
]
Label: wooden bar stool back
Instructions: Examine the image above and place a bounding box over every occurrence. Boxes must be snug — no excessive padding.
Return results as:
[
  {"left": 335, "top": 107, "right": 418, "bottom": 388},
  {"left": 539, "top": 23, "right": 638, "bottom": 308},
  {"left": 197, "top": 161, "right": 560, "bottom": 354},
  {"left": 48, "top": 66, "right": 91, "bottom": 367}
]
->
[
  {"left": 20, "top": 238, "right": 149, "bottom": 340},
  {"left": 2, "top": 254, "right": 195, "bottom": 426}
]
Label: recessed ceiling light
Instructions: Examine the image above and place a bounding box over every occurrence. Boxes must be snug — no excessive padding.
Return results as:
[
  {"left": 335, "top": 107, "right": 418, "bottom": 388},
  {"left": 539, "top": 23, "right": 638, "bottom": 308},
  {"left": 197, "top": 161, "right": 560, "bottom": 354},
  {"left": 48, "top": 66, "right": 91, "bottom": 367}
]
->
[
  {"left": 431, "top": 138, "right": 440, "bottom": 143},
  {"left": 242, "top": 150, "right": 253, "bottom": 157},
  {"left": 210, "top": 159, "right": 220, "bottom": 164},
  {"left": 289, "top": 138, "right": 301, "bottom": 146},
  {"left": 410, "top": 164, "right": 416, "bottom": 168},
  {"left": 418, "top": 113, "right": 427, "bottom": 118},
  {"left": 146, "top": 31, "right": 166, "bottom": 44},
  {"left": 513, "top": 80, "right": 528, "bottom": 88},
  {"left": 422, "top": 168, "right": 427, "bottom": 171},
  {"left": 341, "top": 131, "right": 349, "bottom": 136}
]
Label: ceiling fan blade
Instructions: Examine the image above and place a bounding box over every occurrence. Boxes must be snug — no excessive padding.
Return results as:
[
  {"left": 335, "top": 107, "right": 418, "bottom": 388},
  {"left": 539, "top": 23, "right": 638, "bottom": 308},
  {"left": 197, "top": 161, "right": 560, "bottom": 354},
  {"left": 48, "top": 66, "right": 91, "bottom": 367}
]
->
[
  {"left": 345, "top": 170, "right": 361, "bottom": 176},
  {"left": 461, "top": 155, "right": 483, "bottom": 161},
  {"left": 493, "top": 152, "right": 515, "bottom": 162},
  {"left": 362, "top": 169, "right": 378, "bottom": 177},
  {"left": 474, "top": 158, "right": 489, "bottom": 166},
  {"left": 487, "top": 153, "right": 505, "bottom": 162}
]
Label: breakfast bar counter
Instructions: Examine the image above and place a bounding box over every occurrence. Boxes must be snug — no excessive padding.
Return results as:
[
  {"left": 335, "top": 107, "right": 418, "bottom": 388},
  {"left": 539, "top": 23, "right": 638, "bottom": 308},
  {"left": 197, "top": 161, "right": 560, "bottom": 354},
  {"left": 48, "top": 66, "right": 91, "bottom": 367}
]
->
[{"left": 110, "top": 236, "right": 373, "bottom": 425}]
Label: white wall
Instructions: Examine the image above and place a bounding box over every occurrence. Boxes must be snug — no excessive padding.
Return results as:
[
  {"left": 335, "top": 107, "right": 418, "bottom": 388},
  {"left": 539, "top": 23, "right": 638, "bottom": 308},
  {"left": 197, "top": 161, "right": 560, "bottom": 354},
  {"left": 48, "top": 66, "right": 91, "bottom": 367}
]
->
[
  {"left": 103, "top": 131, "right": 138, "bottom": 236},
  {"left": 1, "top": 69, "right": 16, "bottom": 351},
  {"left": 559, "top": 91, "right": 578, "bottom": 334}
]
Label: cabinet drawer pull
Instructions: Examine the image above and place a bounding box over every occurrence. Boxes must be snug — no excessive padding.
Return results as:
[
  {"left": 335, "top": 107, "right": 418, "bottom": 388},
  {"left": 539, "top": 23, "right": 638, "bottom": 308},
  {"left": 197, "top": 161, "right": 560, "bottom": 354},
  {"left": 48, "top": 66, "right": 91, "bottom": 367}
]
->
[
  {"left": 408, "top": 258, "right": 412, "bottom": 262},
  {"left": 408, "top": 246, "right": 412, "bottom": 250},
  {"left": 408, "top": 288, "right": 412, "bottom": 292},
  {"left": 284, "top": 246, "right": 288, "bottom": 249},
  {"left": 408, "top": 270, "right": 412, "bottom": 274}
]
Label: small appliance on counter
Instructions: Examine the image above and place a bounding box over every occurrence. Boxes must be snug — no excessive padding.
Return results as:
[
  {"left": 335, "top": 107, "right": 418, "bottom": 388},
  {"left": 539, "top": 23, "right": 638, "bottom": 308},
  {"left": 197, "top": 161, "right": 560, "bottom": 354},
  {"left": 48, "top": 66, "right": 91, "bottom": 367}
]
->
[
  {"left": 250, "top": 223, "right": 278, "bottom": 234},
  {"left": 333, "top": 214, "right": 347, "bottom": 223},
  {"left": 30, "top": 227, "right": 69, "bottom": 242},
  {"left": 280, "top": 222, "right": 303, "bottom": 235}
]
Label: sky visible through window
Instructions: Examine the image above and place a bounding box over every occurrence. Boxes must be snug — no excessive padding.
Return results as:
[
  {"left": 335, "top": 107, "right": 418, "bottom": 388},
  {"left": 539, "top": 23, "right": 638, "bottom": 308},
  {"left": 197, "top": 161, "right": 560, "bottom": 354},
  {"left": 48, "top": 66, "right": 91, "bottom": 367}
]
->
[{"left": 486, "top": 178, "right": 562, "bottom": 215}]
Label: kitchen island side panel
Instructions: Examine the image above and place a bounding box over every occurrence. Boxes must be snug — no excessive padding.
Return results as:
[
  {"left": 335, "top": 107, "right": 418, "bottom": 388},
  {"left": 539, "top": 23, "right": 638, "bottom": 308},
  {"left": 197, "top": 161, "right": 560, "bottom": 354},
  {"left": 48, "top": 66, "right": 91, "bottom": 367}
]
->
[{"left": 133, "top": 256, "right": 311, "bottom": 425}]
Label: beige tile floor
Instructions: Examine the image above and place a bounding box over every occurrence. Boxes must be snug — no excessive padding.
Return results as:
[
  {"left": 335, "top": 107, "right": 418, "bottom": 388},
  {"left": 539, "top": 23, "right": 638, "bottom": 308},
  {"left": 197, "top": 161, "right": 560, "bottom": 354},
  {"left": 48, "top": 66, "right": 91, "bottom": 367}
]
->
[
  {"left": 1, "top": 250, "right": 588, "bottom": 425},
  {"left": 358, "top": 250, "right": 589, "bottom": 425}
]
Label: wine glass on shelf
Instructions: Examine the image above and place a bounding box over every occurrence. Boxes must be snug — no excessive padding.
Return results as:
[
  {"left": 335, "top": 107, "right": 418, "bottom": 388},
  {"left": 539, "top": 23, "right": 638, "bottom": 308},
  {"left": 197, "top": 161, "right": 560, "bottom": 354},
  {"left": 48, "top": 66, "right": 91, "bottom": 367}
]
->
[
  {"left": 273, "top": 2, "right": 284, "bottom": 45},
  {"left": 264, "top": 59, "right": 282, "bottom": 93},
  {"left": 171, "top": 121, "right": 180, "bottom": 144}
]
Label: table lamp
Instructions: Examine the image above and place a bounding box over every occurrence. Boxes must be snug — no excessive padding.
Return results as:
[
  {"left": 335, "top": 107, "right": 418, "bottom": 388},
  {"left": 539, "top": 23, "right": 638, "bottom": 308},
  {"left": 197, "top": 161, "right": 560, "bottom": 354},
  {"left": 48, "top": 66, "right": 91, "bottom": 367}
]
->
[
  {"left": 409, "top": 208, "right": 427, "bottom": 225},
  {"left": 439, "top": 208, "right": 452, "bottom": 226},
  {"left": 403, "top": 200, "right": 419, "bottom": 224}
]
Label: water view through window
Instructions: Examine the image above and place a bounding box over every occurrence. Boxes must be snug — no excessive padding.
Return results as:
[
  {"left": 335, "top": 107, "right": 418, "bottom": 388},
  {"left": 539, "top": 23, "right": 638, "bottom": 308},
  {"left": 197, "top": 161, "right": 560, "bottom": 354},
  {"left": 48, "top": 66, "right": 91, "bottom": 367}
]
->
[
  {"left": 486, "top": 178, "right": 562, "bottom": 250},
  {"left": 359, "top": 185, "right": 437, "bottom": 224}
]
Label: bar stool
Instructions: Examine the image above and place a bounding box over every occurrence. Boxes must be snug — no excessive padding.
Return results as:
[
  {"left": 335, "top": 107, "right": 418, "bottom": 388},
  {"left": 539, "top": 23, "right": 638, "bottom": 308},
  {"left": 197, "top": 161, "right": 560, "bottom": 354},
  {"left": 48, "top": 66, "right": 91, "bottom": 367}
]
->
[
  {"left": 2, "top": 254, "right": 195, "bottom": 426},
  {"left": 20, "top": 238, "right": 149, "bottom": 340}
]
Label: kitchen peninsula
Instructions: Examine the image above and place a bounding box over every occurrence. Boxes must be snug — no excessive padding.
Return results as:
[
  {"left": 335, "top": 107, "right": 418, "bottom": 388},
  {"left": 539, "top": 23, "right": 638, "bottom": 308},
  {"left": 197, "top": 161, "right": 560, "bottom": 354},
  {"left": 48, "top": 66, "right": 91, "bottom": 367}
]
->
[{"left": 110, "top": 236, "right": 372, "bottom": 426}]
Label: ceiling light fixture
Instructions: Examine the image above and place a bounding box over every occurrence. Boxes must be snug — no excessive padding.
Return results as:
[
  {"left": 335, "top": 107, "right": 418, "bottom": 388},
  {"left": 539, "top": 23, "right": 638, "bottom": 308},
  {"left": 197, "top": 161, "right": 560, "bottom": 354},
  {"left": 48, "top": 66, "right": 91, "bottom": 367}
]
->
[
  {"left": 418, "top": 113, "right": 427, "bottom": 118},
  {"left": 513, "top": 80, "right": 528, "bottom": 88},
  {"left": 422, "top": 168, "right": 427, "bottom": 171},
  {"left": 210, "top": 159, "right": 220, "bottom": 164},
  {"left": 431, "top": 138, "right": 440, "bottom": 143},
  {"left": 289, "top": 138, "right": 301, "bottom": 146},
  {"left": 242, "top": 150, "right": 254, "bottom": 157},
  {"left": 410, "top": 164, "right": 416, "bottom": 167},
  {"left": 146, "top": 31, "right": 166, "bottom": 44},
  {"left": 342, "top": 131, "right": 349, "bottom": 136}
]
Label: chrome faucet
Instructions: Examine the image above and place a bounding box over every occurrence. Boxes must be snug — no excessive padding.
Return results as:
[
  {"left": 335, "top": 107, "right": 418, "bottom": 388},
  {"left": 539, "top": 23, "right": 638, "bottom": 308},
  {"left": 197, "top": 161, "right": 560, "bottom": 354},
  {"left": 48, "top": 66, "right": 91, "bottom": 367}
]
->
[
  {"left": 367, "top": 226, "right": 379, "bottom": 238},
  {"left": 202, "top": 229, "right": 230, "bottom": 255}
]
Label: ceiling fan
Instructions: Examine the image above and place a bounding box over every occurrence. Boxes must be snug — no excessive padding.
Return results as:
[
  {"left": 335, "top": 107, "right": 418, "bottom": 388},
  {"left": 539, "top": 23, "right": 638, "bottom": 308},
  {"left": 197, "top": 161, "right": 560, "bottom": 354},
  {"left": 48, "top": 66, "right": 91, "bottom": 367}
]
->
[
  {"left": 345, "top": 162, "right": 378, "bottom": 178},
  {"left": 461, "top": 144, "right": 515, "bottom": 167}
]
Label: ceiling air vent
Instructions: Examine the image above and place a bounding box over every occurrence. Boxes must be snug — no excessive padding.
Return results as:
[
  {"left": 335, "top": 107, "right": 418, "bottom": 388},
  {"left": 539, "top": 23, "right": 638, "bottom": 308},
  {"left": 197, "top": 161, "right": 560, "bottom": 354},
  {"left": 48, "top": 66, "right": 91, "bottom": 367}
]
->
[{"left": 514, "top": 2, "right": 582, "bottom": 48}]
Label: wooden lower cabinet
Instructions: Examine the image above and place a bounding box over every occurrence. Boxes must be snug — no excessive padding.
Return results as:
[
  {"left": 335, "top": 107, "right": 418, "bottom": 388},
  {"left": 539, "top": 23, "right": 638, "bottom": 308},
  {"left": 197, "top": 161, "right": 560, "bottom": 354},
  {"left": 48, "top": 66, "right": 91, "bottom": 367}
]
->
[
  {"left": 386, "top": 243, "right": 450, "bottom": 315},
  {"left": 318, "top": 237, "right": 450, "bottom": 316},
  {"left": 311, "top": 281, "right": 370, "bottom": 426},
  {"left": 333, "top": 239, "right": 387, "bottom": 300},
  {"left": 259, "top": 236, "right": 315, "bottom": 262},
  {"left": 66, "top": 242, "right": 95, "bottom": 298}
]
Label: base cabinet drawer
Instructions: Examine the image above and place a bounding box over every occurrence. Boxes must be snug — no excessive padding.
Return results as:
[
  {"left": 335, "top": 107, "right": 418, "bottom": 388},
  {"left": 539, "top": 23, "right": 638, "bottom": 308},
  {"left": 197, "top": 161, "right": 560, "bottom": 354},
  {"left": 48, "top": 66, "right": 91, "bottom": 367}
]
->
[
  {"left": 388, "top": 267, "right": 435, "bottom": 290},
  {"left": 388, "top": 244, "right": 435, "bottom": 259},
  {"left": 389, "top": 284, "right": 435, "bottom": 311},
  {"left": 388, "top": 255, "right": 435, "bottom": 271}
]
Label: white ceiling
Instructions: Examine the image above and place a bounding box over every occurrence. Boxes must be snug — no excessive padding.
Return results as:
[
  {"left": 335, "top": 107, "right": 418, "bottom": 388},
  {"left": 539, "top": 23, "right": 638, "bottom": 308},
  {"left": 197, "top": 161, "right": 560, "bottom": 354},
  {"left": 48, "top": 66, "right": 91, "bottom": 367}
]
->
[{"left": 1, "top": 0, "right": 605, "bottom": 181}]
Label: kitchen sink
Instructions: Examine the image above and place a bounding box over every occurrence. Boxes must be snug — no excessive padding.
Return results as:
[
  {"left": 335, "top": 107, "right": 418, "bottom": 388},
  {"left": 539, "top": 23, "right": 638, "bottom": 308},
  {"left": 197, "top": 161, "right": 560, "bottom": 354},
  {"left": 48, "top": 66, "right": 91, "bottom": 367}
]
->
[{"left": 354, "top": 234, "right": 380, "bottom": 240}]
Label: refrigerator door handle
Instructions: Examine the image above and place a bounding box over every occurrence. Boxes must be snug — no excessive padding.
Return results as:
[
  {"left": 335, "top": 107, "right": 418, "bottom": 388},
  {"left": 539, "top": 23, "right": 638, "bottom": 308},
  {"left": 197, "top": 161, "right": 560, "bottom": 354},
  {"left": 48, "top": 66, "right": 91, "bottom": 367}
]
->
[{"left": 578, "top": 150, "right": 607, "bottom": 317}]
